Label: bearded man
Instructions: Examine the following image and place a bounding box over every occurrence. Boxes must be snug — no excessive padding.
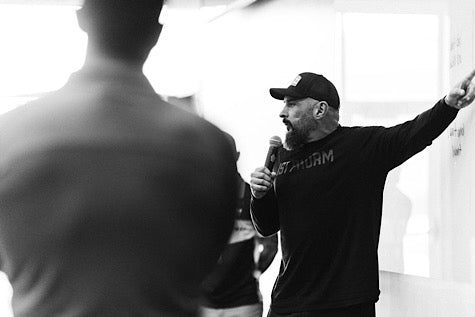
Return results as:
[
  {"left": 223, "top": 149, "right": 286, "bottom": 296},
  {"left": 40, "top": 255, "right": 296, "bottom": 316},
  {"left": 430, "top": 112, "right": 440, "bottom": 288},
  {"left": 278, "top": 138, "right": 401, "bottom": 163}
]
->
[{"left": 250, "top": 71, "right": 475, "bottom": 317}]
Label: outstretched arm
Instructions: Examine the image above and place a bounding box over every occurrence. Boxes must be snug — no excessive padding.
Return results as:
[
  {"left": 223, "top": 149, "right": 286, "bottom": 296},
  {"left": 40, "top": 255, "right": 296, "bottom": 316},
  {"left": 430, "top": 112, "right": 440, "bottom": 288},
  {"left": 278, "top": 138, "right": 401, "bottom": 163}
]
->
[{"left": 368, "top": 68, "right": 475, "bottom": 171}]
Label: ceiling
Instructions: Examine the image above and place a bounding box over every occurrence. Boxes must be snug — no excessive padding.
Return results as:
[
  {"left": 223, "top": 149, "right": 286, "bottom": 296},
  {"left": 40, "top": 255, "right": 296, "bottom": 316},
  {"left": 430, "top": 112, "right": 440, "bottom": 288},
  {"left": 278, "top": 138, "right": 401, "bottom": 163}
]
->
[
  {"left": 0, "top": 0, "right": 254, "bottom": 7},
  {"left": 0, "top": 0, "right": 79, "bottom": 4},
  {"left": 0, "top": 0, "right": 258, "bottom": 24}
]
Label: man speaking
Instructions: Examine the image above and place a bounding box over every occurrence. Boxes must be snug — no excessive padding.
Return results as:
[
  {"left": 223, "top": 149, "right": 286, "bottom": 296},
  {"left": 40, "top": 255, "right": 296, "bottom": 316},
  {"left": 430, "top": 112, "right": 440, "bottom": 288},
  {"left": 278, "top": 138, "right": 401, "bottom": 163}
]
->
[{"left": 250, "top": 71, "right": 475, "bottom": 317}]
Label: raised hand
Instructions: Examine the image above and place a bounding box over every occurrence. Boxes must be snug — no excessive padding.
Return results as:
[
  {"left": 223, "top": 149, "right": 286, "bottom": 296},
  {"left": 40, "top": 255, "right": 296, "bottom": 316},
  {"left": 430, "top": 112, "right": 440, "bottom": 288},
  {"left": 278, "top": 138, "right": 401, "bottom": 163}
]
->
[{"left": 445, "top": 68, "right": 475, "bottom": 109}]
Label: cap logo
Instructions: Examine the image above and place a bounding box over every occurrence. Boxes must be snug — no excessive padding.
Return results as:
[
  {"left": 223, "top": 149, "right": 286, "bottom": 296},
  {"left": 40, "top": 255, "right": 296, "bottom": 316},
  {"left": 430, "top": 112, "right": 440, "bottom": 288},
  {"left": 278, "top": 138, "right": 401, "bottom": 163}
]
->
[{"left": 291, "top": 75, "right": 302, "bottom": 87}]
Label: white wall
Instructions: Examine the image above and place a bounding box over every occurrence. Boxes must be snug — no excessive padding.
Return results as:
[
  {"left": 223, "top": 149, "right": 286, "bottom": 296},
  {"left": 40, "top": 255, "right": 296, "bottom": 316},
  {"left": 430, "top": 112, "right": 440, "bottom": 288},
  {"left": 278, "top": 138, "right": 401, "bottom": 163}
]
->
[
  {"left": 198, "top": 0, "right": 338, "bottom": 181},
  {"left": 378, "top": 271, "right": 475, "bottom": 316}
]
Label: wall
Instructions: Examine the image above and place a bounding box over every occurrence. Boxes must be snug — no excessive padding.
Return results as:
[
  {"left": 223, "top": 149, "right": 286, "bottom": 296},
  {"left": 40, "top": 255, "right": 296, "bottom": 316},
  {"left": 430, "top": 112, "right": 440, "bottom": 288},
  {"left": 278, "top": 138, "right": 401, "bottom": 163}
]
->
[
  {"left": 198, "top": 0, "right": 338, "bottom": 180},
  {"left": 378, "top": 271, "right": 475, "bottom": 316}
]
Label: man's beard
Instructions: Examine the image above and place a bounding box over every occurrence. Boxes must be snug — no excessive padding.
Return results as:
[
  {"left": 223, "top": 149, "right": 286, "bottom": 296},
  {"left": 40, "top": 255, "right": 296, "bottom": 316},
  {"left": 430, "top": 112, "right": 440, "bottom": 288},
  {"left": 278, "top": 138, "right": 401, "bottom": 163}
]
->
[{"left": 284, "top": 113, "right": 318, "bottom": 151}]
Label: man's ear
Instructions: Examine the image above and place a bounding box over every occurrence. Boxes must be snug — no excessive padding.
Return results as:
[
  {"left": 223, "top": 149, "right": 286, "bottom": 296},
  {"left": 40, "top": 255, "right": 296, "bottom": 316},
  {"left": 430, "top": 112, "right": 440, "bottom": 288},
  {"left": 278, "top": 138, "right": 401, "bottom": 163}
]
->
[{"left": 313, "top": 101, "right": 329, "bottom": 120}]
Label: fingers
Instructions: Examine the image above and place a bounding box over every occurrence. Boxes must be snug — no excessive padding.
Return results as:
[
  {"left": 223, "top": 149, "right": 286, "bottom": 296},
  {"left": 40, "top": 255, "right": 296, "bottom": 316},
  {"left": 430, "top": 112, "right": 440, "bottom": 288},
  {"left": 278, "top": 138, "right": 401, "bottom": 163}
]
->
[
  {"left": 445, "top": 69, "right": 475, "bottom": 109},
  {"left": 455, "top": 69, "right": 475, "bottom": 108},
  {"left": 465, "top": 68, "right": 475, "bottom": 83},
  {"left": 250, "top": 167, "right": 273, "bottom": 189},
  {"left": 250, "top": 167, "right": 274, "bottom": 198},
  {"left": 460, "top": 68, "right": 475, "bottom": 92},
  {"left": 454, "top": 88, "right": 466, "bottom": 108},
  {"left": 459, "top": 82, "right": 475, "bottom": 108},
  {"left": 453, "top": 88, "right": 466, "bottom": 98},
  {"left": 445, "top": 87, "right": 464, "bottom": 108}
]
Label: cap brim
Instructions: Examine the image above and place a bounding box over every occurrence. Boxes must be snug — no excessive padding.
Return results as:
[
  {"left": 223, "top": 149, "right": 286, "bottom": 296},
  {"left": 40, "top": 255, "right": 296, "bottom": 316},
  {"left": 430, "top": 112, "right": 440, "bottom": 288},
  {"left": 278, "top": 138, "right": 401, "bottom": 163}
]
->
[{"left": 269, "top": 87, "right": 305, "bottom": 100}]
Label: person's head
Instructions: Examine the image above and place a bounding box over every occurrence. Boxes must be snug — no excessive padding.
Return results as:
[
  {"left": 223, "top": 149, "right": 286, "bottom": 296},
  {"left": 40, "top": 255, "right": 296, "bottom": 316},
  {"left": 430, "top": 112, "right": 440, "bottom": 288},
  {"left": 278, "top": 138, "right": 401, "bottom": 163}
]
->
[
  {"left": 77, "top": 0, "right": 164, "bottom": 65},
  {"left": 270, "top": 73, "right": 340, "bottom": 150}
]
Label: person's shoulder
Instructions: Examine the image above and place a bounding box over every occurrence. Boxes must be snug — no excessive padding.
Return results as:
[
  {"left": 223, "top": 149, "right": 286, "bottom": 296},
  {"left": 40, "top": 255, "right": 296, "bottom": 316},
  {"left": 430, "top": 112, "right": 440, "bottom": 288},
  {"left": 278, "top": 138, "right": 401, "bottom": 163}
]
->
[
  {"left": 157, "top": 99, "right": 211, "bottom": 129},
  {"left": 0, "top": 94, "right": 52, "bottom": 128},
  {"left": 155, "top": 99, "right": 229, "bottom": 145},
  {"left": 150, "top": 99, "right": 235, "bottom": 163}
]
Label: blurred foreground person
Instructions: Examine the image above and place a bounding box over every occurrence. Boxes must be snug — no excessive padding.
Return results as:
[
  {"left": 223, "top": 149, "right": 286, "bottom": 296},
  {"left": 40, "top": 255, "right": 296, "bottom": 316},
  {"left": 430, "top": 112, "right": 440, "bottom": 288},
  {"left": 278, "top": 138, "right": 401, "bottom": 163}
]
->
[
  {"left": 0, "top": 1, "right": 237, "bottom": 316},
  {"left": 250, "top": 70, "right": 475, "bottom": 317},
  {"left": 200, "top": 134, "right": 278, "bottom": 317}
]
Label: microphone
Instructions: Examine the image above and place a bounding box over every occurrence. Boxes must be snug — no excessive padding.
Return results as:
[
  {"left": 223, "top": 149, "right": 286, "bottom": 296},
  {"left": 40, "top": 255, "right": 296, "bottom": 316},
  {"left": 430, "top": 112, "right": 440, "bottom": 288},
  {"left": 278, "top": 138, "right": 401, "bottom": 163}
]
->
[{"left": 264, "top": 136, "right": 282, "bottom": 171}]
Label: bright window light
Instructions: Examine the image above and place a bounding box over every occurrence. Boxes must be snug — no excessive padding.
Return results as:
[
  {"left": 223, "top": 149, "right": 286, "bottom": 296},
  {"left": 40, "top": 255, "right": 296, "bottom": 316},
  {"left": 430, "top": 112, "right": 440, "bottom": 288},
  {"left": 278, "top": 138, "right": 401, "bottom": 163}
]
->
[
  {"left": 0, "top": 5, "right": 86, "bottom": 114},
  {"left": 145, "top": 8, "right": 204, "bottom": 98},
  {"left": 342, "top": 13, "right": 439, "bottom": 102}
]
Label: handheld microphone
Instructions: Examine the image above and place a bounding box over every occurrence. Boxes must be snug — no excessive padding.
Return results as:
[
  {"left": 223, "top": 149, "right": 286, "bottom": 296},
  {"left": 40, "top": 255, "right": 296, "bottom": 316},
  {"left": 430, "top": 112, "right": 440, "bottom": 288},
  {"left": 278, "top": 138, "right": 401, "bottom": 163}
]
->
[{"left": 264, "top": 136, "right": 282, "bottom": 171}]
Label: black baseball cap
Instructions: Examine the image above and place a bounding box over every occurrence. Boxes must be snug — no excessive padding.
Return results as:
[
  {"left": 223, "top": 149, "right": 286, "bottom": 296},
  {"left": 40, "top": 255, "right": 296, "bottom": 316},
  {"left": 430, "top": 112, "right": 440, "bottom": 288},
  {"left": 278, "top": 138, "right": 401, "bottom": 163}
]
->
[{"left": 270, "top": 72, "right": 340, "bottom": 110}]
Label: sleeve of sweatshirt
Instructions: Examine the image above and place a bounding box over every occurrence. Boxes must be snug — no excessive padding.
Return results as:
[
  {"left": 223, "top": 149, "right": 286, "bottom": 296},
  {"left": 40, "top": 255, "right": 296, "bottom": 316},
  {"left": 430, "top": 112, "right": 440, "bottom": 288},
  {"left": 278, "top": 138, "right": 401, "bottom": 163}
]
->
[
  {"left": 370, "top": 98, "right": 459, "bottom": 171},
  {"left": 250, "top": 190, "right": 280, "bottom": 237},
  {"left": 255, "top": 233, "right": 278, "bottom": 274}
]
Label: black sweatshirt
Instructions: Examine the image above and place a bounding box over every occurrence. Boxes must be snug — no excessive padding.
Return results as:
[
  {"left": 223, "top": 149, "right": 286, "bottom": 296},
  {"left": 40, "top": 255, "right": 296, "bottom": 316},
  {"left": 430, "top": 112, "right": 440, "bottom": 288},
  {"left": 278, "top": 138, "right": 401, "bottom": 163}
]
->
[{"left": 250, "top": 99, "right": 458, "bottom": 313}]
